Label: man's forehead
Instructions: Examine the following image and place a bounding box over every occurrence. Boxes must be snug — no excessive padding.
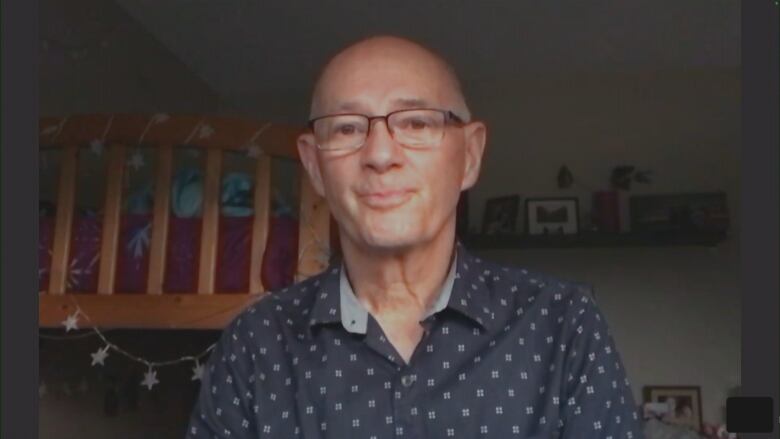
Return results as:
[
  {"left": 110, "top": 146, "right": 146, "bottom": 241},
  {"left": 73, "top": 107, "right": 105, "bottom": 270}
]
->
[
  {"left": 313, "top": 58, "right": 454, "bottom": 114},
  {"left": 310, "top": 36, "right": 467, "bottom": 119}
]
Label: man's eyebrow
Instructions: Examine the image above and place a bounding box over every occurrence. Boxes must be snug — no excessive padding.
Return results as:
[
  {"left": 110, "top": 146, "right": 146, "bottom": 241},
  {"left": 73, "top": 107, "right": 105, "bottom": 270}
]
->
[
  {"left": 391, "top": 98, "right": 431, "bottom": 108},
  {"left": 332, "top": 101, "right": 364, "bottom": 113},
  {"left": 326, "top": 98, "right": 433, "bottom": 115}
]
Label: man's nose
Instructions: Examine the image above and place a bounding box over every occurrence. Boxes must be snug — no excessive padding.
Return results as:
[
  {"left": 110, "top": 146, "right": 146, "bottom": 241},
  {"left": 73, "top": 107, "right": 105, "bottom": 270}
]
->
[{"left": 360, "top": 119, "right": 404, "bottom": 172}]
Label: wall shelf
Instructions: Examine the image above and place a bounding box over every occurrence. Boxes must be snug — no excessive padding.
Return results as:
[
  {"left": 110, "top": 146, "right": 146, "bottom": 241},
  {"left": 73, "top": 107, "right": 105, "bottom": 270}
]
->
[{"left": 461, "top": 230, "right": 728, "bottom": 250}]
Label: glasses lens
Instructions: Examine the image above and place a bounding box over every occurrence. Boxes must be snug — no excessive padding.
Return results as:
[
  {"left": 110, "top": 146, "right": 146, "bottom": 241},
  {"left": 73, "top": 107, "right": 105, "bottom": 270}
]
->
[
  {"left": 313, "top": 115, "right": 368, "bottom": 150},
  {"left": 388, "top": 109, "right": 446, "bottom": 147}
]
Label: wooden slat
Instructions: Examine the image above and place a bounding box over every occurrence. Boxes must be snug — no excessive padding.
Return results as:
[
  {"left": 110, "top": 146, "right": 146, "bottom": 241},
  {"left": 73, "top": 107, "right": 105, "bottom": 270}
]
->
[
  {"left": 197, "top": 149, "right": 222, "bottom": 294},
  {"left": 40, "top": 294, "right": 261, "bottom": 329},
  {"left": 296, "top": 167, "right": 331, "bottom": 281},
  {"left": 146, "top": 145, "right": 173, "bottom": 294},
  {"left": 48, "top": 146, "right": 79, "bottom": 295},
  {"left": 249, "top": 155, "right": 272, "bottom": 294},
  {"left": 96, "top": 144, "right": 126, "bottom": 294}
]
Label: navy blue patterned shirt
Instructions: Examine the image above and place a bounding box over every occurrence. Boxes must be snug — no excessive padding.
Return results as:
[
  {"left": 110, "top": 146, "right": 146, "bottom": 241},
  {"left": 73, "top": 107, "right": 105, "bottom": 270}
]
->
[{"left": 187, "top": 241, "right": 643, "bottom": 438}]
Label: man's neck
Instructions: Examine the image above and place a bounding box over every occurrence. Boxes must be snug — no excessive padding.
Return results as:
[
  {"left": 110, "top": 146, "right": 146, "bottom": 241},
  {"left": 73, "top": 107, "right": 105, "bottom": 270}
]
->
[{"left": 339, "top": 229, "right": 457, "bottom": 321}]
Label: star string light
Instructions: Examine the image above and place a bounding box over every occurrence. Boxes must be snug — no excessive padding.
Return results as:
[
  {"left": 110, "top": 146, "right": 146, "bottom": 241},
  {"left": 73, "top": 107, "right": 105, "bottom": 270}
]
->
[
  {"left": 141, "top": 366, "right": 159, "bottom": 390},
  {"left": 191, "top": 361, "right": 206, "bottom": 381},
  {"left": 61, "top": 309, "right": 83, "bottom": 332},
  {"left": 45, "top": 296, "right": 243, "bottom": 390},
  {"left": 244, "top": 122, "right": 272, "bottom": 159},
  {"left": 90, "top": 345, "right": 110, "bottom": 366}
]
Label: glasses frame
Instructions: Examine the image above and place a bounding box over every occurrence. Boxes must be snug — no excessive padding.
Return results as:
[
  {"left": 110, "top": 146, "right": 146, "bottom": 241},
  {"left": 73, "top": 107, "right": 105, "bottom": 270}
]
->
[{"left": 307, "top": 108, "right": 466, "bottom": 151}]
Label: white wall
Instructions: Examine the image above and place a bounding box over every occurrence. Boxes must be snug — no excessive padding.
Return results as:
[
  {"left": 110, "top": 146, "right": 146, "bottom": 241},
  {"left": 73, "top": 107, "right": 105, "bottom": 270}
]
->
[{"left": 466, "top": 68, "right": 741, "bottom": 425}]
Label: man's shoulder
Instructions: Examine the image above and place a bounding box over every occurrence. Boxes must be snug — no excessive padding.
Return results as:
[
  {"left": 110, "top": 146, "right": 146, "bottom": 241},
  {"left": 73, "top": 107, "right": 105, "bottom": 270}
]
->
[
  {"left": 471, "top": 255, "right": 596, "bottom": 311},
  {"left": 223, "top": 268, "right": 334, "bottom": 335}
]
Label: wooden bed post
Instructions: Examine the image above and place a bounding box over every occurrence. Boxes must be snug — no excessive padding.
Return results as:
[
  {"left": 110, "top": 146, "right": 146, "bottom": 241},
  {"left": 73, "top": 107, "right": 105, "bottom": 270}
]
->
[
  {"left": 146, "top": 145, "right": 173, "bottom": 294},
  {"left": 296, "top": 166, "right": 331, "bottom": 281},
  {"left": 249, "top": 155, "right": 271, "bottom": 294},
  {"left": 96, "top": 144, "right": 126, "bottom": 294},
  {"left": 48, "top": 145, "right": 78, "bottom": 295},
  {"left": 197, "top": 148, "right": 222, "bottom": 294}
]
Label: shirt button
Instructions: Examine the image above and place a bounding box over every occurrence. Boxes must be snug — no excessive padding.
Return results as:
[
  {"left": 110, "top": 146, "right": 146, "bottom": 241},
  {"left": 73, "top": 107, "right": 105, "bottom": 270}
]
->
[{"left": 401, "top": 375, "right": 415, "bottom": 387}]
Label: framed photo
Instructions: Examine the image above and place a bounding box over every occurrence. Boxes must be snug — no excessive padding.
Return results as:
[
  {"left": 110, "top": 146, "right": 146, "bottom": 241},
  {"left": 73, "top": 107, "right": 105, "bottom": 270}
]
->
[
  {"left": 481, "top": 195, "right": 520, "bottom": 235},
  {"left": 643, "top": 385, "right": 703, "bottom": 431},
  {"left": 630, "top": 192, "right": 729, "bottom": 233},
  {"left": 525, "top": 197, "right": 579, "bottom": 235}
]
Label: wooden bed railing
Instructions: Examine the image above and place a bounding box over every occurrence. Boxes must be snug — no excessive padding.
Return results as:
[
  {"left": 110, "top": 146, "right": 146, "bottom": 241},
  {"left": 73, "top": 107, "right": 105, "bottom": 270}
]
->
[{"left": 38, "top": 114, "right": 332, "bottom": 330}]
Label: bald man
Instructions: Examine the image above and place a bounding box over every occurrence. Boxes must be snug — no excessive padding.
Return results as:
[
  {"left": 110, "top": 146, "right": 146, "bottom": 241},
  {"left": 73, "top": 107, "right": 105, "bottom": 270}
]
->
[{"left": 187, "top": 36, "right": 643, "bottom": 439}]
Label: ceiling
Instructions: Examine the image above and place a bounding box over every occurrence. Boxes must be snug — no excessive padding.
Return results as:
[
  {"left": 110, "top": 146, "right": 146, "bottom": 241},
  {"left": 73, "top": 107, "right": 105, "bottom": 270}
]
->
[{"left": 43, "top": 0, "right": 740, "bottom": 116}]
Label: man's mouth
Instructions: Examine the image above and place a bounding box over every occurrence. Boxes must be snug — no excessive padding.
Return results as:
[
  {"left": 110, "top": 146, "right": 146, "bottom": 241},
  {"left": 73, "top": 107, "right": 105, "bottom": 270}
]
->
[{"left": 360, "top": 189, "right": 414, "bottom": 209}]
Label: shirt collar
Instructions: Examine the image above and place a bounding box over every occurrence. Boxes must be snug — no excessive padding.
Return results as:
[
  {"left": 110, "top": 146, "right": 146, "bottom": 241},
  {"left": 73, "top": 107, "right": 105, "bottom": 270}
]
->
[
  {"left": 338, "top": 247, "right": 458, "bottom": 334},
  {"left": 308, "top": 240, "right": 493, "bottom": 335}
]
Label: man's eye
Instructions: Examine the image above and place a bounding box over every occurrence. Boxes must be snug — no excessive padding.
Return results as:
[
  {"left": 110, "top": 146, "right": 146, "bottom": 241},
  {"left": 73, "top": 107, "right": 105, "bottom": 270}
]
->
[
  {"left": 401, "top": 118, "right": 432, "bottom": 130},
  {"left": 410, "top": 119, "right": 428, "bottom": 129},
  {"left": 335, "top": 124, "right": 357, "bottom": 135}
]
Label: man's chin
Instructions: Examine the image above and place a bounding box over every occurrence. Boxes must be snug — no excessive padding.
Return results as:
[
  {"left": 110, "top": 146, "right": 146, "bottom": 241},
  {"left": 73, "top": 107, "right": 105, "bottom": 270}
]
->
[{"left": 362, "top": 234, "right": 416, "bottom": 249}]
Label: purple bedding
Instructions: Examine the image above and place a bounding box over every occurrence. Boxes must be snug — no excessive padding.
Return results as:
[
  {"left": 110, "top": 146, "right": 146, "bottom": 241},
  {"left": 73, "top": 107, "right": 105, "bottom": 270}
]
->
[{"left": 38, "top": 214, "right": 300, "bottom": 294}]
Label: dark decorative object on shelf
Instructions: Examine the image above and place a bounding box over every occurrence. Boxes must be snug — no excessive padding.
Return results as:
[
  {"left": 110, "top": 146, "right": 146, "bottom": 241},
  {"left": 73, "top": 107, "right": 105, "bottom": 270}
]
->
[
  {"left": 610, "top": 165, "right": 654, "bottom": 190},
  {"left": 592, "top": 190, "right": 621, "bottom": 233},
  {"left": 557, "top": 165, "right": 574, "bottom": 189},
  {"left": 555, "top": 164, "right": 653, "bottom": 233},
  {"left": 555, "top": 164, "right": 654, "bottom": 191},
  {"left": 481, "top": 195, "right": 520, "bottom": 235},
  {"left": 525, "top": 197, "right": 579, "bottom": 236},
  {"left": 630, "top": 192, "right": 730, "bottom": 234}
]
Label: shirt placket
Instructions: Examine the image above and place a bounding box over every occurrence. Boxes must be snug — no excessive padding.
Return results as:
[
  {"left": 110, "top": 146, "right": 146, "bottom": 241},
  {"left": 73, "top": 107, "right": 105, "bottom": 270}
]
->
[{"left": 362, "top": 315, "right": 437, "bottom": 439}]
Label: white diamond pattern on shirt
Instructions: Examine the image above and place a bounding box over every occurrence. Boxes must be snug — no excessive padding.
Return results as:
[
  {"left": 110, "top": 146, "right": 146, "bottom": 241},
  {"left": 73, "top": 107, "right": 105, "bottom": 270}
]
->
[{"left": 186, "top": 244, "right": 643, "bottom": 439}]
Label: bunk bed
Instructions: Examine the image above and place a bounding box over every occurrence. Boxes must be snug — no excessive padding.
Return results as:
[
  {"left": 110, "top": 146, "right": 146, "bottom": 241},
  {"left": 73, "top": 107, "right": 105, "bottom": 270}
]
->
[{"left": 38, "top": 114, "right": 334, "bottom": 330}]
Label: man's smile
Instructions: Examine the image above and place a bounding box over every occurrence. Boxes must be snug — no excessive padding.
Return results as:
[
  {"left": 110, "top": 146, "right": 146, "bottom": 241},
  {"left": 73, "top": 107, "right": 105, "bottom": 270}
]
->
[{"left": 359, "top": 189, "right": 415, "bottom": 209}]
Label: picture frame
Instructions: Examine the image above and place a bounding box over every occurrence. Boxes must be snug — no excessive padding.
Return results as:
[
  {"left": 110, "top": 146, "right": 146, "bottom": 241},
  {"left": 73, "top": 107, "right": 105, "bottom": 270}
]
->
[
  {"left": 629, "top": 192, "right": 729, "bottom": 234},
  {"left": 481, "top": 195, "right": 520, "bottom": 235},
  {"left": 642, "top": 385, "right": 703, "bottom": 431},
  {"left": 525, "top": 197, "right": 579, "bottom": 236}
]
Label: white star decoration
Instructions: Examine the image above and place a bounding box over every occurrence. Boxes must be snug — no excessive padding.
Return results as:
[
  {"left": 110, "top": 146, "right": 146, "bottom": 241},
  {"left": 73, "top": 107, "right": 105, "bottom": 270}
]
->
[
  {"left": 61, "top": 312, "right": 79, "bottom": 332},
  {"left": 246, "top": 145, "right": 263, "bottom": 158},
  {"left": 152, "top": 113, "right": 170, "bottom": 124},
  {"left": 191, "top": 361, "right": 205, "bottom": 381},
  {"left": 90, "top": 345, "right": 110, "bottom": 366},
  {"left": 40, "top": 125, "right": 58, "bottom": 136},
  {"left": 127, "top": 150, "right": 145, "bottom": 171},
  {"left": 198, "top": 124, "right": 214, "bottom": 139},
  {"left": 141, "top": 367, "right": 159, "bottom": 390}
]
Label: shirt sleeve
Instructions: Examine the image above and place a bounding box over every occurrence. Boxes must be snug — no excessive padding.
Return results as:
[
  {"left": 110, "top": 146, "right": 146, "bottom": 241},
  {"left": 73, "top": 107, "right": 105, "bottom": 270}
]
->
[
  {"left": 186, "top": 317, "right": 258, "bottom": 438},
  {"left": 558, "top": 287, "right": 644, "bottom": 439}
]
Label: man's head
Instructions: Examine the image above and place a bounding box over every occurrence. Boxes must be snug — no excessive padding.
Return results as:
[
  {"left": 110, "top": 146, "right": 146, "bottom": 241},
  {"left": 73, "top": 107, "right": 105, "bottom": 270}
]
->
[{"left": 297, "top": 35, "right": 487, "bottom": 253}]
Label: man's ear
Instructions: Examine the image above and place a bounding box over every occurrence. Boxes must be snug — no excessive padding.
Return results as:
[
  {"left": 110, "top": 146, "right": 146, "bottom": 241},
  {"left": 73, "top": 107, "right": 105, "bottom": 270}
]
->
[
  {"left": 460, "top": 121, "right": 487, "bottom": 191},
  {"left": 297, "top": 133, "right": 327, "bottom": 197}
]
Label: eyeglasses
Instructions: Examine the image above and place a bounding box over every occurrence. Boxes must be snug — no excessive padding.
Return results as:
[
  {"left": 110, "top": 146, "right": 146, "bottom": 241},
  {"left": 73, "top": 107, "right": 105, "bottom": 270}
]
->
[{"left": 308, "top": 108, "right": 465, "bottom": 151}]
